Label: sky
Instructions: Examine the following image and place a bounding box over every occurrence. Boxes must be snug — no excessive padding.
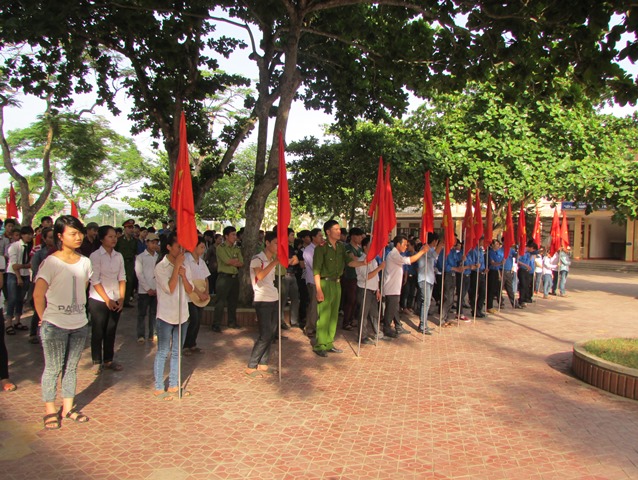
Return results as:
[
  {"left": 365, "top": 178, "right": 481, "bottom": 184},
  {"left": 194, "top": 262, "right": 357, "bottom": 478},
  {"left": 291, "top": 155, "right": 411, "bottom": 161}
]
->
[{"left": 3, "top": 13, "right": 638, "bottom": 217}]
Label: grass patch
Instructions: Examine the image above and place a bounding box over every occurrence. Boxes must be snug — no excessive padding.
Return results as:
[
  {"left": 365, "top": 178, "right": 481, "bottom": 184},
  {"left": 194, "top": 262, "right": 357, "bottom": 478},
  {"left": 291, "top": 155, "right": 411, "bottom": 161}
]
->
[{"left": 583, "top": 338, "right": 638, "bottom": 369}]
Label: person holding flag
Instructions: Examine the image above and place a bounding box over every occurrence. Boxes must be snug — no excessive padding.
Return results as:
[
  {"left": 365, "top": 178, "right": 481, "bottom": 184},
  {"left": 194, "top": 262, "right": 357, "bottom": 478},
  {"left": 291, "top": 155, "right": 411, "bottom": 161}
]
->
[{"left": 416, "top": 232, "right": 443, "bottom": 333}]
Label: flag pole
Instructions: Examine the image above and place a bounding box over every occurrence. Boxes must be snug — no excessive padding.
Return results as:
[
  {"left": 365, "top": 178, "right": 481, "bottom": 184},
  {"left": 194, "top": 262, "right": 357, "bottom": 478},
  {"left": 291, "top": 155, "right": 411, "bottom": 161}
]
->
[
  {"left": 177, "top": 275, "right": 182, "bottom": 400},
  {"left": 357, "top": 262, "right": 370, "bottom": 357},
  {"left": 484, "top": 248, "right": 489, "bottom": 318},
  {"left": 498, "top": 259, "right": 505, "bottom": 313},
  {"left": 439, "top": 252, "right": 446, "bottom": 332},
  {"left": 421, "top": 250, "right": 428, "bottom": 342},
  {"left": 375, "top": 246, "right": 388, "bottom": 345},
  {"left": 472, "top": 260, "right": 479, "bottom": 326}
]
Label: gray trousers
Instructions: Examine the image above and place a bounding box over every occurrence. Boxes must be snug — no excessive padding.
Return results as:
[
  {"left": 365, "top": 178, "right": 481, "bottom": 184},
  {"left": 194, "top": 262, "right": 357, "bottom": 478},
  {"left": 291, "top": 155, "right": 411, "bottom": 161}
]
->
[
  {"left": 357, "top": 287, "right": 379, "bottom": 338},
  {"left": 305, "top": 283, "right": 318, "bottom": 334}
]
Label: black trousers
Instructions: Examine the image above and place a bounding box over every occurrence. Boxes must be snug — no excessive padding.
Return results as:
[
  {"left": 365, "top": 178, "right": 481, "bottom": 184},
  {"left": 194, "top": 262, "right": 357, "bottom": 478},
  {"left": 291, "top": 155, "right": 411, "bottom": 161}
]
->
[
  {"left": 213, "top": 273, "right": 239, "bottom": 327},
  {"left": 184, "top": 303, "right": 202, "bottom": 349},
  {"left": 382, "top": 294, "right": 402, "bottom": 334},
  {"left": 487, "top": 270, "right": 501, "bottom": 309},
  {"left": 470, "top": 271, "right": 486, "bottom": 314},
  {"left": 440, "top": 272, "right": 456, "bottom": 322},
  {"left": 247, "top": 301, "right": 278, "bottom": 368},
  {"left": 89, "top": 298, "right": 121, "bottom": 364},
  {"left": 518, "top": 270, "right": 532, "bottom": 304}
]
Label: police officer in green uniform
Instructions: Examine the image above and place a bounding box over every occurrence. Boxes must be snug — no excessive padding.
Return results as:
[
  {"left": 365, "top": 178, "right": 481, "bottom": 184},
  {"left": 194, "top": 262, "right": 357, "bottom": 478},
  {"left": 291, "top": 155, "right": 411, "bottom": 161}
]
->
[
  {"left": 116, "top": 219, "right": 138, "bottom": 307},
  {"left": 212, "top": 226, "right": 244, "bottom": 332},
  {"left": 312, "top": 220, "right": 365, "bottom": 357}
]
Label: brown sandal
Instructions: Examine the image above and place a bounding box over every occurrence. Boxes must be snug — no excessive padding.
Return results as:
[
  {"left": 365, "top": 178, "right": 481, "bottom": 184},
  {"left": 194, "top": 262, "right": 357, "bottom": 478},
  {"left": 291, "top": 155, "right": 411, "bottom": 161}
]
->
[
  {"left": 64, "top": 408, "right": 89, "bottom": 423},
  {"left": 43, "top": 413, "right": 61, "bottom": 430}
]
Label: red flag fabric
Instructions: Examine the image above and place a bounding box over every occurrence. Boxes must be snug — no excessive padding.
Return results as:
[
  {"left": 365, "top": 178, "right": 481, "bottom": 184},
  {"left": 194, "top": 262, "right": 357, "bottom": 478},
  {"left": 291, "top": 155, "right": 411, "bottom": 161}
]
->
[
  {"left": 473, "top": 189, "right": 483, "bottom": 245},
  {"left": 502, "top": 200, "right": 515, "bottom": 260},
  {"left": 384, "top": 163, "right": 396, "bottom": 237},
  {"left": 170, "top": 112, "right": 198, "bottom": 252},
  {"left": 485, "top": 193, "right": 493, "bottom": 244},
  {"left": 560, "top": 211, "right": 570, "bottom": 248},
  {"left": 367, "top": 157, "right": 387, "bottom": 262},
  {"left": 463, "top": 189, "right": 474, "bottom": 253},
  {"left": 419, "top": 171, "right": 434, "bottom": 243},
  {"left": 7, "top": 183, "right": 19, "bottom": 219},
  {"left": 442, "top": 179, "right": 455, "bottom": 255},
  {"left": 517, "top": 203, "right": 527, "bottom": 249},
  {"left": 549, "top": 208, "right": 561, "bottom": 256},
  {"left": 533, "top": 208, "right": 542, "bottom": 248},
  {"left": 71, "top": 200, "right": 79, "bottom": 218},
  {"left": 277, "top": 132, "right": 291, "bottom": 268}
]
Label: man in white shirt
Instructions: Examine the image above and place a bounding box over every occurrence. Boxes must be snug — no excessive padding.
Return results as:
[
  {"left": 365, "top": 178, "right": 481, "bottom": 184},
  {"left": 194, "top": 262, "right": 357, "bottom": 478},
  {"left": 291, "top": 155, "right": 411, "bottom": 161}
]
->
[
  {"left": 416, "top": 232, "right": 444, "bottom": 334},
  {"left": 5, "top": 226, "right": 34, "bottom": 332},
  {"left": 383, "top": 234, "right": 428, "bottom": 338},
  {"left": 302, "top": 228, "right": 323, "bottom": 338},
  {"left": 355, "top": 237, "right": 385, "bottom": 344},
  {"left": 135, "top": 233, "right": 160, "bottom": 343}
]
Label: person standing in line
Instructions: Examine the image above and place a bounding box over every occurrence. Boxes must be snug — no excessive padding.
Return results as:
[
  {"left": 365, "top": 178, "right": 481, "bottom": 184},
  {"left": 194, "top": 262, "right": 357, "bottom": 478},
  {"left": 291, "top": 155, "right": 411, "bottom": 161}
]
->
[
  {"left": 342, "top": 227, "right": 364, "bottom": 331},
  {"left": 355, "top": 237, "right": 386, "bottom": 344},
  {"left": 135, "top": 232, "right": 160, "bottom": 344},
  {"left": 437, "top": 240, "right": 464, "bottom": 327},
  {"left": 302, "top": 228, "right": 323, "bottom": 338},
  {"left": 313, "top": 220, "right": 365, "bottom": 357},
  {"left": 486, "top": 239, "right": 504, "bottom": 313},
  {"left": 5, "top": 226, "right": 34, "bottom": 334},
  {"left": 0, "top": 250, "right": 17, "bottom": 392},
  {"left": 417, "top": 232, "right": 444, "bottom": 334},
  {"left": 382, "top": 235, "right": 428, "bottom": 337},
  {"left": 115, "top": 219, "right": 137, "bottom": 307},
  {"left": 212, "top": 226, "right": 243, "bottom": 332},
  {"left": 183, "top": 236, "right": 211, "bottom": 355},
  {"left": 542, "top": 250, "right": 556, "bottom": 299},
  {"left": 558, "top": 246, "right": 572, "bottom": 296},
  {"left": 28, "top": 227, "right": 55, "bottom": 344},
  {"left": 153, "top": 232, "right": 193, "bottom": 400},
  {"left": 33, "top": 215, "right": 92, "bottom": 429},
  {"left": 79, "top": 222, "right": 101, "bottom": 258},
  {"left": 88, "top": 226, "right": 126, "bottom": 375},
  {"left": 534, "top": 247, "right": 544, "bottom": 295},
  {"left": 517, "top": 241, "right": 536, "bottom": 306},
  {"left": 245, "top": 231, "right": 281, "bottom": 377}
]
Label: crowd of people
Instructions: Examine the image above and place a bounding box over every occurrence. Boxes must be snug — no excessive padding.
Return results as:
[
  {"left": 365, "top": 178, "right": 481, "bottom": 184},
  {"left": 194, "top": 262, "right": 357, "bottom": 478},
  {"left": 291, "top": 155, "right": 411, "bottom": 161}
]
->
[{"left": 0, "top": 214, "right": 572, "bottom": 429}]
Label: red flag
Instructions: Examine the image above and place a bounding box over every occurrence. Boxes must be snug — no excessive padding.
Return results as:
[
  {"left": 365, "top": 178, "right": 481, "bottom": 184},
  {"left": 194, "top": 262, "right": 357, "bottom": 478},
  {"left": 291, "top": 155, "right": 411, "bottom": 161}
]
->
[
  {"left": 170, "top": 112, "right": 198, "bottom": 252},
  {"left": 560, "top": 210, "right": 570, "bottom": 248},
  {"left": 71, "top": 200, "right": 79, "bottom": 218},
  {"left": 277, "top": 132, "right": 291, "bottom": 268},
  {"left": 502, "top": 200, "right": 515, "bottom": 260},
  {"left": 384, "top": 163, "right": 396, "bottom": 237},
  {"left": 473, "top": 189, "right": 483, "bottom": 245},
  {"left": 367, "top": 157, "right": 387, "bottom": 261},
  {"left": 7, "top": 183, "right": 19, "bottom": 219},
  {"left": 442, "top": 179, "right": 455, "bottom": 255},
  {"left": 549, "top": 208, "right": 561, "bottom": 255},
  {"left": 462, "top": 189, "right": 474, "bottom": 253},
  {"left": 419, "top": 171, "right": 434, "bottom": 243},
  {"left": 517, "top": 203, "right": 527, "bottom": 249},
  {"left": 485, "top": 193, "right": 493, "bottom": 244},
  {"left": 533, "top": 207, "right": 542, "bottom": 248}
]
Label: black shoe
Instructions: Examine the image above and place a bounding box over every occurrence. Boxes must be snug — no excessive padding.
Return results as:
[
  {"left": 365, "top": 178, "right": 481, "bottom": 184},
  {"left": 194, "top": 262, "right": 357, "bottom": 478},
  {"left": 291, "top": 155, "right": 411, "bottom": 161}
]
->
[
  {"left": 342, "top": 324, "right": 354, "bottom": 331},
  {"left": 227, "top": 324, "right": 241, "bottom": 329},
  {"left": 281, "top": 323, "right": 290, "bottom": 330},
  {"left": 328, "top": 347, "right": 343, "bottom": 353},
  {"left": 417, "top": 328, "right": 433, "bottom": 335},
  {"left": 314, "top": 349, "right": 328, "bottom": 357},
  {"left": 380, "top": 336, "right": 393, "bottom": 341},
  {"left": 212, "top": 325, "right": 221, "bottom": 332},
  {"left": 362, "top": 338, "right": 375, "bottom": 345},
  {"left": 396, "top": 328, "right": 411, "bottom": 335},
  {"left": 462, "top": 304, "right": 471, "bottom": 309},
  {"left": 475, "top": 313, "right": 486, "bottom": 318}
]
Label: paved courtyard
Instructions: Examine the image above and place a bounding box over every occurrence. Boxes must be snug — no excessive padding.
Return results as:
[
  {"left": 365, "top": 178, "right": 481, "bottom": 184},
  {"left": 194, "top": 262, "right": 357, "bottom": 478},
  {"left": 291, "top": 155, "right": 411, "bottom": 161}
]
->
[{"left": 1, "top": 270, "right": 637, "bottom": 479}]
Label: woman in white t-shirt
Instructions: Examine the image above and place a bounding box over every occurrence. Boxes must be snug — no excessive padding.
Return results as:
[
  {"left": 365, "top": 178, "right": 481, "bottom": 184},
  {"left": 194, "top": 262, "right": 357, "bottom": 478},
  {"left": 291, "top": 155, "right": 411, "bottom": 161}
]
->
[
  {"left": 183, "top": 237, "right": 211, "bottom": 355},
  {"left": 245, "top": 231, "right": 281, "bottom": 378},
  {"left": 33, "top": 215, "right": 93, "bottom": 430}
]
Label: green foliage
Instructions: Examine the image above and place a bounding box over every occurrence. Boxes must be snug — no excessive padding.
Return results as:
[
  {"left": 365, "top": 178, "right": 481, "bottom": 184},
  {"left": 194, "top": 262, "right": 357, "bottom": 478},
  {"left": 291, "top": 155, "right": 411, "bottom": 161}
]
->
[{"left": 583, "top": 338, "right": 638, "bottom": 369}]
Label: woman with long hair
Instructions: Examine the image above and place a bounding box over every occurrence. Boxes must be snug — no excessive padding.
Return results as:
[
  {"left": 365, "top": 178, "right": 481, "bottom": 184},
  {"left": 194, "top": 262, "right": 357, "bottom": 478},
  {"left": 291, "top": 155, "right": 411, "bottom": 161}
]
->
[
  {"left": 33, "top": 215, "right": 92, "bottom": 429},
  {"left": 88, "top": 226, "right": 126, "bottom": 375}
]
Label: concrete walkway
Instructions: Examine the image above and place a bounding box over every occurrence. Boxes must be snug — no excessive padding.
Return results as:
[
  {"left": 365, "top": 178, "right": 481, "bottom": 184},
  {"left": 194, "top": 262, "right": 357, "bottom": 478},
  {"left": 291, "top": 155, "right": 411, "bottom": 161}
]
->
[{"left": 1, "top": 271, "right": 637, "bottom": 479}]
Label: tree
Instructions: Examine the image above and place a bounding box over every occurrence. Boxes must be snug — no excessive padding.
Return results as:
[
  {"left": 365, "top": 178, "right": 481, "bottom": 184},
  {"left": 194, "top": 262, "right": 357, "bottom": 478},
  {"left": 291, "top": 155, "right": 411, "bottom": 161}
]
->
[{"left": 1, "top": 111, "right": 145, "bottom": 225}]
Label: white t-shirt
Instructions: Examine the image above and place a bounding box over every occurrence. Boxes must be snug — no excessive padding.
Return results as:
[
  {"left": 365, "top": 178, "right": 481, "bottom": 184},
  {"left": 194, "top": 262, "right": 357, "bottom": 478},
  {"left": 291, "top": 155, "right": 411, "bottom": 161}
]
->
[
  {"left": 36, "top": 255, "right": 92, "bottom": 329},
  {"left": 7, "top": 240, "right": 31, "bottom": 277},
  {"left": 155, "top": 256, "right": 192, "bottom": 325},
  {"left": 135, "top": 249, "right": 157, "bottom": 294},
  {"left": 356, "top": 254, "right": 379, "bottom": 291},
  {"left": 185, "top": 253, "right": 211, "bottom": 304},
  {"left": 250, "top": 251, "right": 278, "bottom": 302},
  {"left": 383, "top": 248, "right": 411, "bottom": 296}
]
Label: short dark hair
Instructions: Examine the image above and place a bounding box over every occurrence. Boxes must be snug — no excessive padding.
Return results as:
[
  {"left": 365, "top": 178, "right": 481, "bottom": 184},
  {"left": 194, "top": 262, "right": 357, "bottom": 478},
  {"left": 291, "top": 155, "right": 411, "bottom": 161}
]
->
[
  {"left": 20, "top": 225, "right": 34, "bottom": 235},
  {"left": 223, "top": 226, "right": 236, "bottom": 237},
  {"left": 4, "top": 219, "right": 16, "bottom": 226},
  {"left": 98, "top": 225, "right": 115, "bottom": 241},
  {"left": 264, "top": 230, "right": 277, "bottom": 243},
  {"left": 361, "top": 237, "right": 371, "bottom": 248},
  {"left": 115, "top": 227, "right": 123, "bottom": 234},
  {"left": 165, "top": 231, "right": 179, "bottom": 247},
  {"left": 41, "top": 227, "right": 53, "bottom": 240},
  {"left": 54, "top": 215, "right": 86, "bottom": 249},
  {"left": 297, "top": 229, "right": 311, "bottom": 239},
  {"left": 195, "top": 236, "right": 206, "bottom": 248},
  {"left": 310, "top": 228, "right": 322, "bottom": 239},
  {"left": 148, "top": 227, "right": 156, "bottom": 233},
  {"left": 40, "top": 215, "right": 53, "bottom": 223},
  {"left": 340, "top": 227, "right": 348, "bottom": 236},
  {"left": 287, "top": 228, "right": 294, "bottom": 235},
  {"left": 323, "top": 220, "right": 339, "bottom": 235},
  {"left": 427, "top": 232, "right": 439, "bottom": 244},
  {"left": 349, "top": 227, "right": 364, "bottom": 236},
  {"left": 392, "top": 234, "right": 407, "bottom": 246}
]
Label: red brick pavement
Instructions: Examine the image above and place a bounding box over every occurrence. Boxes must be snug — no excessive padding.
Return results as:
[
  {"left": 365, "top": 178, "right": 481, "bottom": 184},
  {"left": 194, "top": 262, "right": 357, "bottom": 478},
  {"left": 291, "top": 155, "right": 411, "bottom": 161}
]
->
[{"left": 1, "top": 270, "right": 637, "bottom": 479}]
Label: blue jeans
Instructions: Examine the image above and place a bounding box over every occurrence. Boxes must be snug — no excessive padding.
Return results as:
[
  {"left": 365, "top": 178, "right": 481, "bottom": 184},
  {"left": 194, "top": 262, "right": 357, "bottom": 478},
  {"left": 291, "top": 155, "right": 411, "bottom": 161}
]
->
[
  {"left": 418, "top": 280, "right": 433, "bottom": 331},
  {"left": 558, "top": 270, "right": 568, "bottom": 295},
  {"left": 137, "top": 294, "right": 157, "bottom": 339},
  {"left": 40, "top": 321, "right": 88, "bottom": 402},
  {"left": 543, "top": 274, "right": 552, "bottom": 296},
  {"left": 534, "top": 272, "right": 543, "bottom": 292},
  {"left": 6, "top": 273, "right": 30, "bottom": 319},
  {"left": 153, "top": 319, "right": 188, "bottom": 391}
]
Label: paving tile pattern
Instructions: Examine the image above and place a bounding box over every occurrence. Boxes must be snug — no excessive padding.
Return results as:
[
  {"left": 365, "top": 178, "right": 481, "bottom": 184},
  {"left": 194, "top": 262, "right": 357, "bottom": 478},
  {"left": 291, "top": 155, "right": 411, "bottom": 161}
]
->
[{"left": 1, "top": 271, "right": 637, "bottom": 479}]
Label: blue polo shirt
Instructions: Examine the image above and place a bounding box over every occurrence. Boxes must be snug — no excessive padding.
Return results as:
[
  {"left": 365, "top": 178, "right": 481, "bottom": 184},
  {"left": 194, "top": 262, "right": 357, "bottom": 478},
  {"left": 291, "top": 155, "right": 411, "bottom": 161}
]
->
[
  {"left": 503, "top": 248, "right": 516, "bottom": 271},
  {"left": 488, "top": 248, "right": 504, "bottom": 271},
  {"left": 518, "top": 251, "right": 534, "bottom": 271}
]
